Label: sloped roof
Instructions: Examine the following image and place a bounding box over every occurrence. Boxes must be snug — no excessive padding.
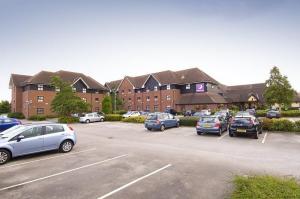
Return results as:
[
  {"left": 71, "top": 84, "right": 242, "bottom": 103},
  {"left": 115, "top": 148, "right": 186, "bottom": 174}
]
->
[
  {"left": 177, "top": 92, "right": 228, "bottom": 105},
  {"left": 294, "top": 93, "right": 300, "bottom": 102},
  {"left": 9, "top": 74, "right": 32, "bottom": 87},
  {"left": 105, "top": 79, "right": 122, "bottom": 91},
  {"left": 10, "top": 70, "right": 107, "bottom": 90},
  {"left": 225, "top": 83, "right": 266, "bottom": 103}
]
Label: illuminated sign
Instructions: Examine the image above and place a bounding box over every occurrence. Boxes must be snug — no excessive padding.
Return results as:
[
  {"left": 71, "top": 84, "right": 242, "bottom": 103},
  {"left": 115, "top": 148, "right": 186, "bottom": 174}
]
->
[{"left": 196, "top": 83, "right": 205, "bottom": 92}]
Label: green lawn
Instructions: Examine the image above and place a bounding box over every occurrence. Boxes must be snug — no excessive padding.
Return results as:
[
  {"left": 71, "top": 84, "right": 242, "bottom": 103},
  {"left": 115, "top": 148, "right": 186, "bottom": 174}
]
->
[{"left": 231, "top": 175, "right": 300, "bottom": 199}]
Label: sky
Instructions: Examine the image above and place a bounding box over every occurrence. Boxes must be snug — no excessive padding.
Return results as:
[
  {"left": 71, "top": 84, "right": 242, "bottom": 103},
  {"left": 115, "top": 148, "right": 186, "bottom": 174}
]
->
[{"left": 0, "top": 0, "right": 300, "bottom": 101}]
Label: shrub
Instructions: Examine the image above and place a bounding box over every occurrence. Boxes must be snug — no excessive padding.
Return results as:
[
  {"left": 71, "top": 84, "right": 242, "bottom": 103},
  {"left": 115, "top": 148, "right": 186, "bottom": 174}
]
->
[
  {"left": 256, "top": 110, "right": 267, "bottom": 117},
  {"left": 28, "top": 115, "right": 46, "bottom": 121},
  {"left": 281, "top": 110, "right": 300, "bottom": 117},
  {"left": 58, "top": 116, "right": 79, "bottom": 123},
  {"left": 105, "top": 114, "right": 123, "bottom": 121},
  {"left": 113, "top": 110, "right": 127, "bottom": 115},
  {"left": 122, "top": 116, "right": 146, "bottom": 123},
  {"left": 179, "top": 116, "right": 199, "bottom": 127},
  {"left": 261, "top": 118, "right": 300, "bottom": 132},
  {"left": 7, "top": 112, "right": 25, "bottom": 119},
  {"left": 46, "top": 115, "right": 58, "bottom": 119},
  {"left": 294, "top": 120, "right": 300, "bottom": 132}
]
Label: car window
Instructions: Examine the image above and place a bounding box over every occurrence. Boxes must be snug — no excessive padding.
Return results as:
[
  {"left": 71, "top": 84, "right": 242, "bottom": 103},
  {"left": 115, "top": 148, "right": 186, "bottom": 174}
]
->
[
  {"left": 3, "top": 119, "right": 12, "bottom": 123},
  {"left": 169, "top": 114, "right": 174, "bottom": 119},
  {"left": 147, "top": 115, "right": 157, "bottom": 120},
  {"left": 200, "top": 117, "right": 216, "bottom": 123},
  {"left": 45, "top": 125, "right": 64, "bottom": 135},
  {"left": 20, "top": 127, "right": 43, "bottom": 139}
]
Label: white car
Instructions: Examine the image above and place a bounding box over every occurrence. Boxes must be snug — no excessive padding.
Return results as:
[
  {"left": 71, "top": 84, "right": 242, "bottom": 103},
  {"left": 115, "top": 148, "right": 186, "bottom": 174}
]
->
[
  {"left": 122, "top": 111, "right": 141, "bottom": 118},
  {"left": 79, "top": 113, "right": 104, "bottom": 123},
  {"left": 200, "top": 109, "right": 211, "bottom": 116}
]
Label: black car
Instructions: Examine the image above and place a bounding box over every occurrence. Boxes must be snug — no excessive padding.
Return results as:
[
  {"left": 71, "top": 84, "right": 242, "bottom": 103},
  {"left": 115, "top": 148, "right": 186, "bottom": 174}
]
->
[
  {"left": 266, "top": 110, "right": 281, "bottom": 119},
  {"left": 165, "top": 109, "right": 177, "bottom": 116},
  {"left": 229, "top": 116, "right": 262, "bottom": 139}
]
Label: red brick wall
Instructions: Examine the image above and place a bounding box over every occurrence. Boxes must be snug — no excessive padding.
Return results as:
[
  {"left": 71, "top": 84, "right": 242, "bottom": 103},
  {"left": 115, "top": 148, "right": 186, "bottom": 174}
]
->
[
  {"left": 118, "top": 78, "right": 135, "bottom": 110},
  {"left": 11, "top": 86, "right": 23, "bottom": 113}
]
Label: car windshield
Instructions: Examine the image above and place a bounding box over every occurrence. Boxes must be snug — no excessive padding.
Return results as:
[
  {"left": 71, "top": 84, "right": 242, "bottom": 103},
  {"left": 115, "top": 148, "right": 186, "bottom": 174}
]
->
[
  {"left": 200, "top": 117, "right": 216, "bottom": 123},
  {"left": 147, "top": 114, "right": 158, "bottom": 120},
  {"left": 233, "top": 117, "right": 251, "bottom": 124},
  {"left": 0, "top": 125, "right": 28, "bottom": 139}
]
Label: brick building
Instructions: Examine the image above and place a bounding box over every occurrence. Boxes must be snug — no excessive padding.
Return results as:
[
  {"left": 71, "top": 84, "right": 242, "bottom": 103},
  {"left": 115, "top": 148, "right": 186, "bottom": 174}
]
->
[
  {"left": 105, "top": 68, "right": 266, "bottom": 112},
  {"left": 9, "top": 70, "right": 108, "bottom": 118}
]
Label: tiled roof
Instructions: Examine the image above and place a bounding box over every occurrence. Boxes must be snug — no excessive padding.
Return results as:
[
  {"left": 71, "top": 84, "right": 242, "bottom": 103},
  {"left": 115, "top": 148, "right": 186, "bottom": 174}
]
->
[
  {"left": 177, "top": 92, "right": 228, "bottom": 105},
  {"left": 105, "top": 79, "right": 122, "bottom": 91},
  {"left": 294, "top": 93, "right": 300, "bottom": 102},
  {"left": 10, "top": 70, "right": 107, "bottom": 90},
  {"left": 225, "top": 83, "right": 266, "bottom": 103},
  {"left": 9, "top": 74, "right": 32, "bottom": 87}
]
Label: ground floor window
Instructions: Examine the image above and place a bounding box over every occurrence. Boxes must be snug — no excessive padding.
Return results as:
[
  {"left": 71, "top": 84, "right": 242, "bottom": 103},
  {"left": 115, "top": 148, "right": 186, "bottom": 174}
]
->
[
  {"left": 154, "top": 105, "right": 159, "bottom": 112},
  {"left": 95, "top": 107, "right": 99, "bottom": 112},
  {"left": 146, "top": 105, "right": 150, "bottom": 111},
  {"left": 128, "top": 106, "right": 132, "bottom": 111},
  {"left": 37, "top": 96, "right": 44, "bottom": 102},
  {"left": 137, "top": 106, "right": 141, "bottom": 111},
  {"left": 37, "top": 108, "right": 44, "bottom": 115}
]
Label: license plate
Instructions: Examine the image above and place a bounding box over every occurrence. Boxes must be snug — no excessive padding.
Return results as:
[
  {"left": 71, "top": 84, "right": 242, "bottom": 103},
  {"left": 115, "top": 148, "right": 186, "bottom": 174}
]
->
[
  {"left": 203, "top": 124, "right": 211, "bottom": 128},
  {"left": 237, "top": 129, "right": 247, "bottom": 133}
]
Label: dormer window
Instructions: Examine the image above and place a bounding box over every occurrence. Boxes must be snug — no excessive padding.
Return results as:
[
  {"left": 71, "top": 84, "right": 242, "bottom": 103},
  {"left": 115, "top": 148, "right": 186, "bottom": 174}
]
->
[
  {"left": 154, "top": 86, "right": 158, "bottom": 91},
  {"left": 186, "top": 84, "right": 191, "bottom": 90},
  {"left": 82, "top": 88, "right": 86, "bottom": 93},
  {"left": 38, "top": 84, "right": 43, "bottom": 91},
  {"left": 128, "top": 89, "right": 131, "bottom": 94},
  {"left": 167, "top": 84, "right": 171, "bottom": 90},
  {"left": 72, "top": 87, "right": 76, "bottom": 92},
  {"left": 146, "top": 89, "right": 150, "bottom": 92}
]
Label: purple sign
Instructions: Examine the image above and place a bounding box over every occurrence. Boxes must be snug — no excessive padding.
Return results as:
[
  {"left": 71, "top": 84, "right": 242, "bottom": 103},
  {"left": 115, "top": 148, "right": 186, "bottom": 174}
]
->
[{"left": 196, "top": 83, "right": 205, "bottom": 93}]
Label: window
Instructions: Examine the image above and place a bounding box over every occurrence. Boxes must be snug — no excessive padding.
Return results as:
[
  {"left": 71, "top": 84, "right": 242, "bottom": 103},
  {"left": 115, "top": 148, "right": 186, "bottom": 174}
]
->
[
  {"left": 167, "top": 95, "right": 171, "bottom": 101},
  {"left": 37, "top": 108, "right": 44, "bottom": 115},
  {"left": 128, "top": 98, "right": 132, "bottom": 102},
  {"left": 72, "top": 87, "right": 76, "bottom": 92},
  {"left": 167, "top": 84, "right": 171, "bottom": 90},
  {"left": 186, "top": 84, "right": 191, "bottom": 89},
  {"left": 137, "top": 90, "right": 141, "bottom": 93},
  {"left": 154, "top": 96, "right": 158, "bottom": 101},
  {"left": 154, "top": 105, "right": 159, "bottom": 112},
  {"left": 82, "top": 98, "right": 87, "bottom": 102},
  {"left": 137, "top": 97, "right": 141, "bottom": 102},
  {"left": 146, "top": 89, "right": 150, "bottom": 92},
  {"left": 82, "top": 88, "right": 87, "bottom": 93},
  {"left": 128, "top": 106, "right": 132, "bottom": 111},
  {"left": 154, "top": 86, "right": 158, "bottom": 91},
  {"left": 95, "top": 107, "right": 100, "bottom": 112},
  {"left": 96, "top": 91, "right": 99, "bottom": 94},
  {"left": 38, "top": 84, "right": 43, "bottom": 91},
  {"left": 146, "top": 96, "right": 150, "bottom": 102},
  {"left": 128, "top": 89, "right": 131, "bottom": 94},
  {"left": 122, "top": 90, "right": 125, "bottom": 94},
  {"left": 20, "top": 127, "right": 43, "bottom": 139},
  {"left": 37, "top": 96, "right": 44, "bottom": 102},
  {"left": 95, "top": 98, "right": 99, "bottom": 102},
  {"left": 55, "top": 87, "right": 60, "bottom": 92},
  {"left": 137, "top": 106, "right": 141, "bottom": 111},
  {"left": 146, "top": 105, "right": 150, "bottom": 111},
  {"left": 45, "top": 125, "right": 64, "bottom": 135}
]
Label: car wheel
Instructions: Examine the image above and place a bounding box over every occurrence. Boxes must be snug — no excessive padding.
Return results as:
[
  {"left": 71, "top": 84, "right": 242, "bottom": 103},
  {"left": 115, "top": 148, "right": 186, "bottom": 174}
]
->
[
  {"left": 100, "top": 118, "right": 104, "bottom": 122},
  {"left": 147, "top": 128, "right": 152, "bottom": 131},
  {"left": 253, "top": 130, "right": 259, "bottom": 139},
  {"left": 86, "top": 119, "right": 90, "bottom": 124},
  {"left": 0, "top": 149, "right": 11, "bottom": 165},
  {"left": 160, "top": 125, "right": 165, "bottom": 132},
  {"left": 60, "top": 140, "right": 74, "bottom": 153},
  {"left": 218, "top": 128, "right": 222, "bottom": 136},
  {"left": 176, "top": 122, "right": 180, "bottom": 128},
  {"left": 197, "top": 131, "right": 202, "bottom": 135}
]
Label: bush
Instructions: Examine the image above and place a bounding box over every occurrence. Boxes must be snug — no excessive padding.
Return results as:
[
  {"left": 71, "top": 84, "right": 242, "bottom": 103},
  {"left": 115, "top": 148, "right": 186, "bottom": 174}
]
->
[
  {"left": 7, "top": 112, "right": 25, "bottom": 119},
  {"left": 256, "top": 110, "right": 267, "bottom": 117},
  {"left": 46, "top": 115, "right": 58, "bottom": 119},
  {"left": 113, "top": 110, "right": 127, "bottom": 115},
  {"left": 28, "top": 115, "right": 46, "bottom": 121},
  {"left": 104, "top": 114, "right": 123, "bottom": 121},
  {"left": 122, "top": 116, "right": 146, "bottom": 123},
  {"left": 281, "top": 110, "right": 300, "bottom": 117},
  {"left": 179, "top": 116, "right": 199, "bottom": 127},
  {"left": 261, "top": 118, "right": 300, "bottom": 132},
  {"left": 58, "top": 116, "right": 79, "bottom": 123}
]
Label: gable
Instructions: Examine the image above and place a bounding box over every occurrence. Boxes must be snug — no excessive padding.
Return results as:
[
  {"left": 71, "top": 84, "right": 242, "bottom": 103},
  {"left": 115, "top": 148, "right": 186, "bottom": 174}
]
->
[
  {"left": 144, "top": 75, "right": 160, "bottom": 90},
  {"left": 117, "top": 77, "right": 134, "bottom": 92},
  {"left": 73, "top": 79, "right": 88, "bottom": 91}
]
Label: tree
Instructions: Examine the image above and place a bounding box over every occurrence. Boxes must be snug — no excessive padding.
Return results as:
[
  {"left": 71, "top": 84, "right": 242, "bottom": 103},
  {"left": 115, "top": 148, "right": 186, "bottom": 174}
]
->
[
  {"left": 50, "top": 76, "right": 90, "bottom": 116},
  {"left": 110, "top": 92, "right": 123, "bottom": 111},
  {"left": 263, "top": 66, "right": 295, "bottom": 110},
  {"left": 0, "top": 101, "right": 11, "bottom": 114},
  {"left": 102, "top": 95, "right": 112, "bottom": 114}
]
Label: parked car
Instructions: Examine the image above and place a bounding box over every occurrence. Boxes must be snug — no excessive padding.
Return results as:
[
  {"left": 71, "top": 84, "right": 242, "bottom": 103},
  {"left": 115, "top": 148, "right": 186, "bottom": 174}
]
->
[
  {"left": 196, "top": 116, "right": 228, "bottom": 136},
  {"left": 79, "top": 113, "right": 104, "bottom": 123},
  {"left": 145, "top": 113, "right": 179, "bottom": 131},
  {"left": 0, "top": 118, "right": 21, "bottom": 132},
  {"left": 229, "top": 116, "right": 262, "bottom": 139},
  {"left": 122, "top": 111, "right": 141, "bottom": 118},
  {"left": 0, "top": 123, "right": 76, "bottom": 164},
  {"left": 193, "top": 112, "right": 206, "bottom": 117},
  {"left": 200, "top": 109, "right": 211, "bottom": 116},
  {"left": 246, "top": 109, "right": 256, "bottom": 116},
  {"left": 214, "top": 110, "right": 232, "bottom": 122},
  {"left": 165, "top": 108, "right": 177, "bottom": 116},
  {"left": 235, "top": 111, "right": 252, "bottom": 117},
  {"left": 184, "top": 110, "right": 194, "bottom": 117},
  {"left": 266, "top": 110, "right": 281, "bottom": 119}
]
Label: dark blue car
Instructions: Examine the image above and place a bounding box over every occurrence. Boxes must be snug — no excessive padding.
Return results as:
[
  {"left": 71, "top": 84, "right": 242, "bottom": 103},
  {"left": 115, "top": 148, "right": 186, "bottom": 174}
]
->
[
  {"left": 0, "top": 118, "right": 21, "bottom": 132},
  {"left": 145, "top": 113, "right": 179, "bottom": 131}
]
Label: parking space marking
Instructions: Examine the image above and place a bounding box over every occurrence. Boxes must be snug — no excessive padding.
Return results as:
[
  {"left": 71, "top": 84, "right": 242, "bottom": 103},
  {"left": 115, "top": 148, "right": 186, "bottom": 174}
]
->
[
  {"left": 1, "top": 148, "right": 97, "bottom": 169},
  {"left": 0, "top": 154, "right": 129, "bottom": 192},
  {"left": 262, "top": 132, "right": 268, "bottom": 144},
  {"left": 218, "top": 132, "right": 228, "bottom": 140},
  {"left": 97, "top": 164, "right": 172, "bottom": 199}
]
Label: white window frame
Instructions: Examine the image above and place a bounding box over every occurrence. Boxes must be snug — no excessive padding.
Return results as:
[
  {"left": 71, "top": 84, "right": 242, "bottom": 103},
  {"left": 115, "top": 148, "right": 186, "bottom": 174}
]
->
[
  {"left": 38, "top": 84, "right": 43, "bottom": 91},
  {"left": 72, "top": 87, "right": 76, "bottom": 92},
  {"left": 167, "top": 95, "right": 171, "bottom": 101},
  {"left": 37, "top": 96, "right": 44, "bottom": 102},
  {"left": 167, "top": 84, "right": 171, "bottom": 90},
  {"left": 154, "top": 96, "right": 158, "bottom": 101},
  {"left": 146, "top": 96, "right": 150, "bottom": 102},
  {"left": 154, "top": 86, "right": 158, "bottom": 91},
  {"left": 186, "top": 84, "right": 191, "bottom": 90},
  {"left": 82, "top": 88, "right": 87, "bottom": 93},
  {"left": 55, "top": 87, "right": 60, "bottom": 92},
  {"left": 82, "top": 98, "right": 87, "bottom": 102}
]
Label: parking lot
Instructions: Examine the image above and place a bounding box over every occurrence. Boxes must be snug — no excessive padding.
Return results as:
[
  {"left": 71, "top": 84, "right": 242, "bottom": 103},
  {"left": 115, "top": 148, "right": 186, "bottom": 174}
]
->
[{"left": 1, "top": 122, "right": 300, "bottom": 199}]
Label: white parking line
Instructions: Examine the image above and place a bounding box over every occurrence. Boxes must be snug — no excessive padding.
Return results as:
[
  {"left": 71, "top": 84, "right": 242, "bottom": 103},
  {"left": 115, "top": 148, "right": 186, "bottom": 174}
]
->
[
  {"left": 262, "top": 132, "right": 268, "bottom": 144},
  {"left": 1, "top": 148, "right": 97, "bottom": 169},
  {"left": 97, "top": 164, "right": 172, "bottom": 199},
  {"left": 218, "top": 132, "right": 228, "bottom": 140},
  {"left": 0, "top": 154, "right": 129, "bottom": 192}
]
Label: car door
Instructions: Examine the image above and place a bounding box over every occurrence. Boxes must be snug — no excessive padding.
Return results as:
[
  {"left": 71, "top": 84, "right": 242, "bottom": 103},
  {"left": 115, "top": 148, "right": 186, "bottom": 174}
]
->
[
  {"left": 168, "top": 114, "right": 177, "bottom": 127},
  {"left": 43, "top": 125, "right": 66, "bottom": 151},
  {"left": 95, "top": 114, "right": 101, "bottom": 122},
  {"left": 9, "top": 126, "right": 44, "bottom": 156}
]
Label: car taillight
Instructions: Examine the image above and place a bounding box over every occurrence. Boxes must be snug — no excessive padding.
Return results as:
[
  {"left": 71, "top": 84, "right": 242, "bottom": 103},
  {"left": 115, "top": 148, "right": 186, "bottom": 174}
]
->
[
  {"left": 196, "top": 122, "right": 200, "bottom": 127},
  {"left": 68, "top": 126, "right": 74, "bottom": 131},
  {"left": 215, "top": 122, "right": 220, "bottom": 128},
  {"left": 156, "top": 120, "right": 160, "bottom": 125}
]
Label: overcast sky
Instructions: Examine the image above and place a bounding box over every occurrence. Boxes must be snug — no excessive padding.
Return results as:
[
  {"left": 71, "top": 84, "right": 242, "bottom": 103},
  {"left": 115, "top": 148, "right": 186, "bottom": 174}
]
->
[{"left": 1, "top": 0, "right": 300, "bottom": 101}]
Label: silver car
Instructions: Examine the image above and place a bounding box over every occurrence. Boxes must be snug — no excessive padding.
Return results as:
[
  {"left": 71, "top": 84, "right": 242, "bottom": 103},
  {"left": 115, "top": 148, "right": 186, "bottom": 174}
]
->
[
  {"left": 0, "top": 123, "right": 76, "bottom": 164},
  {"left": 79, "top": 113, "right": 104, "bottom": 123}
]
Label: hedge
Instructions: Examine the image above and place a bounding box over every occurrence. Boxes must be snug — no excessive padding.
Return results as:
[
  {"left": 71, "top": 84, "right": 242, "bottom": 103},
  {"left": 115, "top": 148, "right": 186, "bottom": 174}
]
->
[
  {"left": 113, "top": 110, "right": 127, "bottom": 115},
  {"left": 261, "top": 118, "right": 300, "bottom": 132},
  {"left": 256, "top": 110, "right": 300, "bottom": 117},
  {"left": 7, "top": 112, "right": 25, "bottom": 119},
  {"left": 104, "top": 114, "right": 123, "bottom": 121},
  {"left": 58, "top": 116, "right": 79, "bottom": 123},
  {"left": 179, "top": 116, "right": 199, "bottom": 127},
  {"left": 28, "top": 115, "right": 46, "bottom": 121},
  {"left": 122, "top": 116, "right": 146, "bottom": 123}
]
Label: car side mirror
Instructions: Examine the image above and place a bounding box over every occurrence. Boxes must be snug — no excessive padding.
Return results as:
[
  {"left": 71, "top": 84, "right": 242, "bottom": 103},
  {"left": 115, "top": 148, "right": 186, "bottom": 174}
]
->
[{"left": 17, "top": 135, "right": 25, "bottom": 142}]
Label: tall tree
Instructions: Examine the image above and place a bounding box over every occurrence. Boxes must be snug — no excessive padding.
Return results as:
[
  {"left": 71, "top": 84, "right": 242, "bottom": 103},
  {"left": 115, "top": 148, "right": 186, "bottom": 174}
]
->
[
  {"left": 263, "top": 66, "right": 295, "bottom": 110},
  {"left": 110, "top": 92, "right": 123, "bottom": 111},
  {"left": 102, "top": 95, "right": 112, "bottom": 114},
  {"left": 0, "top": 101, "right": 11, "bottom": 114},
  {"left": 51, "top": 76, "right": 90, "bottom": 116}
]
